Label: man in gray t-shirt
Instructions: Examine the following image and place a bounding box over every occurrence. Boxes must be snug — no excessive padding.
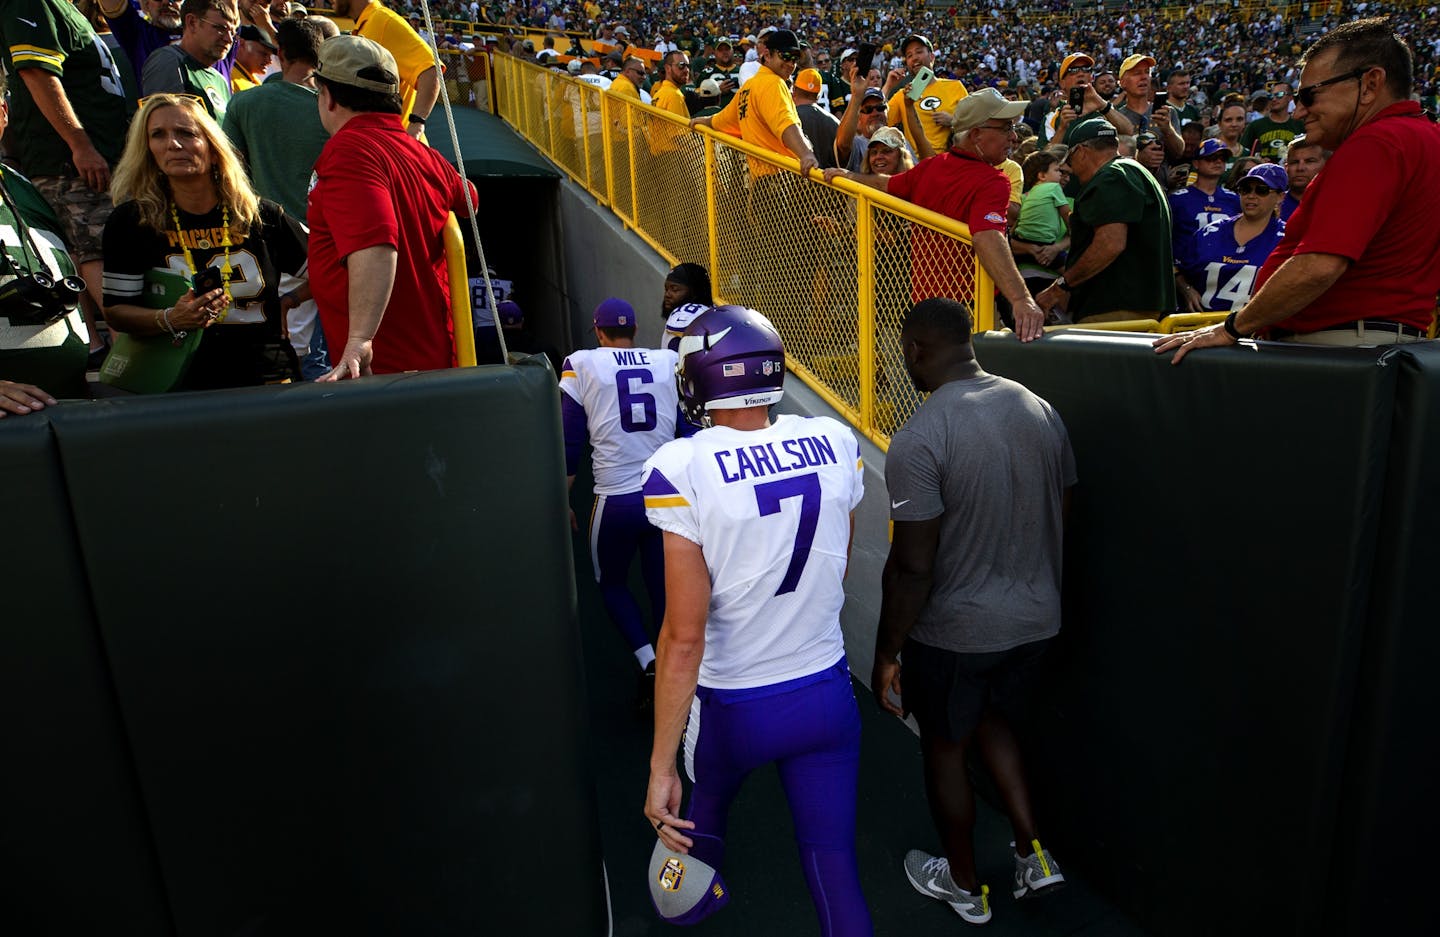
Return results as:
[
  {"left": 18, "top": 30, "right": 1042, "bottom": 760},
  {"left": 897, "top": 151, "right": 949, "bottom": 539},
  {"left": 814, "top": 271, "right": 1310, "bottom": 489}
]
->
[{"left": 873, "top": 297, "right": 1075, "bottom": 924}]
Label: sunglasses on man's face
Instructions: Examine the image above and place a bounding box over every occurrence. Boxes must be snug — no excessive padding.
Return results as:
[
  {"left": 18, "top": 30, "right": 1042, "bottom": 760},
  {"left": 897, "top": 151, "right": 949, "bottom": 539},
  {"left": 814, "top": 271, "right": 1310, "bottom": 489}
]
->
[
  {"left": 1137, "top": 133, "right": 1159, "bottom": 147},
  {"left": 777, "top": 51, "right": 799, "bottom": 62},
  {"left": 860, "top": 104, "right": 886, "bottom": 114},
  {"left": 1295, "top": 67, "right": 1369, "bottom": 107},
  {"left": 1236, "top": 182, "right": 1275, "bottom": 196}
]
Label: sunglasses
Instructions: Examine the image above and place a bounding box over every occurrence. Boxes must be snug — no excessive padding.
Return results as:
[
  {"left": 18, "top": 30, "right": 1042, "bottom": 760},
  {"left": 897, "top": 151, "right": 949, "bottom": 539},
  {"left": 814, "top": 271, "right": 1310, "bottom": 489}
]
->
[
  {"left": 138, "top": 92, "right": 206, "bottom": 108},
  {"left": 1236, "top": 182, "right": 1275, "bottom": 195},
  {"left": 860, "top": 104, "right": 886, "bottom": 114},
  {"left": 777, "top": 51, "right": 799, "bottom": 62},
  {"left": 1137, "top": 132, "right": 1159, "bottom": 146},
  {"left": 1295, "top": 67, "right": 1369, "bottom": 107}
]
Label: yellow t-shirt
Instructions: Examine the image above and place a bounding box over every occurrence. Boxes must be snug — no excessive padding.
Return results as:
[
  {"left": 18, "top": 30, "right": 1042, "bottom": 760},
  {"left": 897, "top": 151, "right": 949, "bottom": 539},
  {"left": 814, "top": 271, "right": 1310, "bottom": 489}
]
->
[
  {"left": 887, "top": 77, "right": 968, "bottom": 156},
  {"left": 355, "top": 1, "right": 438, "bottom": 125},
  {"left": 648, "top": 79, "right": 690, "bottom": 155},
  {"left": 650, "top": 79, "right": 689, "bottom": 119},
  {"left": 607, "top": 77, "right": 641, "bottom": 101},
  {"left": 711, "top": 67, "right": 799, "bottom": 176},
  {"left": 230, "top": 67, "right": 261, "bottom": 96},
  {"left": 999, "top": 158, "right": 1023, "bottom": 205}
]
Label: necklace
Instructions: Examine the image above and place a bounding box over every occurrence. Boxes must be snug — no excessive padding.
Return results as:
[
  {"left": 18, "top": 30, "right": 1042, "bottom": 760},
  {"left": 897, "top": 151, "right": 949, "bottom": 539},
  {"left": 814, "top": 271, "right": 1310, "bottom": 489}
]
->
[{"left": 170, "top": 200, "right": 233, "bottom": 322}]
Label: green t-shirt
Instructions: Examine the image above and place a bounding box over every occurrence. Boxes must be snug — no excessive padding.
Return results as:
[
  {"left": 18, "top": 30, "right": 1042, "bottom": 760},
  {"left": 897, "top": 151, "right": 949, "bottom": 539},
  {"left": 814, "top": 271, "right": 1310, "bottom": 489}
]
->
[
  {"left": 1069, "top": 157, "right": 1175, "bottom": 320},
  {"left": 1239, "top": 115, "right": 1304, "bottom": 159},
  {"left": 1015, "top": 181, "right": 1068, "bottom": 244},
  {"left": 0, "top": 166, "right": 88, "bottom": 398},
  {"left": 0, "top": 0, "right": 133, "bottom": 177},
  {"left": 141, "top": 44, "right": 232, "bottom": 122},
  {"left": 223, "top": 80, "right": 330, "bottom": 223}
]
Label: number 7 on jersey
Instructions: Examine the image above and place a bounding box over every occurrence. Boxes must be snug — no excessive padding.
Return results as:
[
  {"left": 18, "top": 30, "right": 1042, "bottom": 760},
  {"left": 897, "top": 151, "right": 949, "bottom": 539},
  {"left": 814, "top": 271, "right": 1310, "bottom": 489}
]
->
[{"left": 754, "top": 473, "right": 821, "bottom": 595}]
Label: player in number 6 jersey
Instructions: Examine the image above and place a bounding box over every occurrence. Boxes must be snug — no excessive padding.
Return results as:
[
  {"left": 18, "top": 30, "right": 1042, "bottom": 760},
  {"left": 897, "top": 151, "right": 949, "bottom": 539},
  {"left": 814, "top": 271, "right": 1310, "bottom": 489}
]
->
[
  {"left": 560, "top": 298, "right": 692, "bottom": 706},
  {"left": 640, "top": 305, "right": 872, "bottom": 936}
]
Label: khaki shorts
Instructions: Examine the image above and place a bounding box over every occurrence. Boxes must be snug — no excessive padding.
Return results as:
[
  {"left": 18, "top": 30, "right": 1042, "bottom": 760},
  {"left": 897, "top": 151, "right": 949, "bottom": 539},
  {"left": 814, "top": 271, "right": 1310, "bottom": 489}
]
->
[{"left": 30, "top": 175, "right": 116, "bottom": 265}]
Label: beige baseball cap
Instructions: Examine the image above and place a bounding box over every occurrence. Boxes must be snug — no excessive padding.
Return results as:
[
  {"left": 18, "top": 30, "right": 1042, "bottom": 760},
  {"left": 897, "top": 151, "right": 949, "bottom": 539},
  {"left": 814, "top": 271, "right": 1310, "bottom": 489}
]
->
[
  {"left": 950, "top": 88, "right": 1027, "bottom": 133},
  {"left": 316, "top": 35, "right": 400, "bottom": 93}
]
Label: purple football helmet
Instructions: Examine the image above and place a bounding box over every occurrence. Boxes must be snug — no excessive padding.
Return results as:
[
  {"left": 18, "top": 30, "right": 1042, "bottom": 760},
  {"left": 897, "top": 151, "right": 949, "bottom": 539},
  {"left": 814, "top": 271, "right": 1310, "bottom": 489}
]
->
[{"left": 675, "top": 305, "right": 785, "bottom": 426}]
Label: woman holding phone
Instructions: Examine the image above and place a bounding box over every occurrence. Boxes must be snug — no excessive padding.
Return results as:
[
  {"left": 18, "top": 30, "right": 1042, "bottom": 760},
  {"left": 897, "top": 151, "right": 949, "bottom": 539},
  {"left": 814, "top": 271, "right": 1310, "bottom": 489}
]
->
[{"left": 102, "top": 94, "right": 309, "bottom": 390}]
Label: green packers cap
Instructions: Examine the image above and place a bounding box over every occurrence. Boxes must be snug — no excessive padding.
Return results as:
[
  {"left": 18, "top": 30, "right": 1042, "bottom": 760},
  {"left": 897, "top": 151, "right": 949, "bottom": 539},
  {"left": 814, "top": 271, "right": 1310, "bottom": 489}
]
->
[
  {"left": 1063, "top": 115, "right": 1118, "bottom": 146},
  {"left": 315, "top": 35, "right": 399, "bottom": 93}
]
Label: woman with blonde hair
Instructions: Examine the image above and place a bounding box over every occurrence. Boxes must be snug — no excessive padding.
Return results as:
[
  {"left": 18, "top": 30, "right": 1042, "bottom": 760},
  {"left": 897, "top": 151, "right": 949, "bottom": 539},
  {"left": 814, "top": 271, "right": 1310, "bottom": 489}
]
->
[{"left": 101, "top": 93, "right": 309, "bottom": 390}]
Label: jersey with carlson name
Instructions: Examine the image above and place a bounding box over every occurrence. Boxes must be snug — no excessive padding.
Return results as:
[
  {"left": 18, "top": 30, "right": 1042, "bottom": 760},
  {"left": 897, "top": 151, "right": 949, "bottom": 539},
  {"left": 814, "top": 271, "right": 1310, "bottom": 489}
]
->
[
  {"left": 1174, "top": 214, "right": 1286, "bottom": 312},
  {"left": 561, "top": 346, "right": 681, "bottom": 495},
  {"left": 642, "top": 414, "right": 864, "bottom": 690}
]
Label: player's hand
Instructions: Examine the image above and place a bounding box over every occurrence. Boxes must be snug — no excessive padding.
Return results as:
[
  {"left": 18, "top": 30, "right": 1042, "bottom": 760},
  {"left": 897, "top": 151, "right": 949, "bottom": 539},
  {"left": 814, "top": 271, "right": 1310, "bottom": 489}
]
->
[
  {"left": 645, "top": 768, "right": 696, "bottom": 853},
  {"left": 871, "top": 655, "right": 903, "bottom": 717},
  {"left": 1151, "top": 104, "right": 1172, "bottom": 131},
  {"left": 1012, "top": 297, "right": 1045, "bottom": 343},
  {"left": 70, "top": 141, "right": 111, "bottom": 192},
  {"left": 0, "top": 380, "right": 58, "bottom": 418},
  {"left": 821, "top": 168, "right": 847, "bottom": 185},
  {"left": 317, "top": 337, "right": 374, "bottom": 381},
  {"left": 798, "top": 152, "right": 819, "bottom": 176},
  {"left": 1152, "top": 322, "right": 1236, "bottom": 364},
  {"left": 883, "top": 68, "right": 906, "bottom": 94}
]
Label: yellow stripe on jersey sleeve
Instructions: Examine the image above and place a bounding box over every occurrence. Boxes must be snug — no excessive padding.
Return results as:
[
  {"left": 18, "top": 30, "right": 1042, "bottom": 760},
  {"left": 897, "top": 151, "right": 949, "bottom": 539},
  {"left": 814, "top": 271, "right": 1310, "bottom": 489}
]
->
[
  {"left": 10, "top": 45, "right": 67, "bottom": 70},
  {"left": 561, "top": 370, "right": 577, "bottom": 379},
  {"left": 856, "top": 457, "right": 864, "bottom": 469},
  {"left": 645, "top": 495, "right": 690, "bottom": 508}
]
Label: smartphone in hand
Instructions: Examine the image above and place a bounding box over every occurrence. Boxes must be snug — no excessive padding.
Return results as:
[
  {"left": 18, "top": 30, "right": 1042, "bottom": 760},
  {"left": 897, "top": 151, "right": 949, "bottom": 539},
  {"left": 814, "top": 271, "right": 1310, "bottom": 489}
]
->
[
  {"left": 192, "top": 265, "right": 225, "bottom": 295},
  {"left": 855, "top": 42, "right": 877, "bottom": 79},
  {"left": 1069, "top": 86, "right": 1085, "bottom": 112},
  {"left": 1154, "top": 91, "right": 1169, "bottom": 111},
  {"left": 906, "top": 65, "right": 935, "bottom": 101}
]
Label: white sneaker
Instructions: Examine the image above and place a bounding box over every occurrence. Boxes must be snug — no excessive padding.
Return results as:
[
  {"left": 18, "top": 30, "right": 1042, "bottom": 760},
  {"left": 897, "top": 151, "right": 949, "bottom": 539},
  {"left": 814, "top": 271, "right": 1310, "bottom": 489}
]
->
[
  {"left": 1012, "top": 838, "right": 1065, "bottom": 899},
  {"left": 903, "top": 849, "right": 992, "bottom": 924}
]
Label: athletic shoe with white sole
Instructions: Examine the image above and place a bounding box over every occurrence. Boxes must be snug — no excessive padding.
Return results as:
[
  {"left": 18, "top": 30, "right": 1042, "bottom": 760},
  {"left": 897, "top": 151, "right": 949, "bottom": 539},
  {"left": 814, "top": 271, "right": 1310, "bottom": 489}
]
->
[
  {"left": 903, "top": 849, "right": 992, "bottom": 924},
  {"left": 1012, "top": 839, "right": 1065, "bottom": 899}
]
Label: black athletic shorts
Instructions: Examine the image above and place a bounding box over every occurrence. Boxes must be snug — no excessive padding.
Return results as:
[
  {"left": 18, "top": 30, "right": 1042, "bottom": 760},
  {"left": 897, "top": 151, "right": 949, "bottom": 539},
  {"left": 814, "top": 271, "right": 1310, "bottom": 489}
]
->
[{"left": 901, "top": 636, "right": 1052, "bottom": 742}]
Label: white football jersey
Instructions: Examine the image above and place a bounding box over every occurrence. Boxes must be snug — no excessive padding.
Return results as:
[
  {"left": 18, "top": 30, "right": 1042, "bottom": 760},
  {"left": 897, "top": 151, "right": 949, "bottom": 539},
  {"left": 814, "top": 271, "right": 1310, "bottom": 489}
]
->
[
  {"left": 561, "top": 346, "right": 681, "bottom": 495},
  {"left": 642, "top": 414, "right": 864, "bottom": 689}
]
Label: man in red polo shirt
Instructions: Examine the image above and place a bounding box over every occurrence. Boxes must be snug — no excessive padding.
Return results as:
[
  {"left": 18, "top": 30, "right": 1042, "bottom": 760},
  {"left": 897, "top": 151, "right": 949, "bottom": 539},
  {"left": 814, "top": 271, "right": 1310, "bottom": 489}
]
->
[
  {"left": 307, "top": 35, "right": 476, "bottom": 378},
  {"left": 828, "top": 87, "right": 1044, "bottom": 342},
  {"left": 1157, "top": 18, "right": 1440, "bottom": 362}
]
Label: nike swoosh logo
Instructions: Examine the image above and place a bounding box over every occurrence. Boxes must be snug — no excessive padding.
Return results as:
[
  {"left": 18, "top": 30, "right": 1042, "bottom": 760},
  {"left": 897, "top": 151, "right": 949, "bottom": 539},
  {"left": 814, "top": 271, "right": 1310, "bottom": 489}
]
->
[
  {"left": 17, "top": 16, "right": 38, "bottom": 26},
  {"left": 891, "top": 499, "right": 910, "bottom": 509}
]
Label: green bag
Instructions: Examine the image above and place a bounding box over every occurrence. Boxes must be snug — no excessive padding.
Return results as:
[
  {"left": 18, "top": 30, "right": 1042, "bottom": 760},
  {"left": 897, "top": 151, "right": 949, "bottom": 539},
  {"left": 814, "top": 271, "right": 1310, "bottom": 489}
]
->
[{"left": 99, "top": 269, "right": 203, "bottom": 394}]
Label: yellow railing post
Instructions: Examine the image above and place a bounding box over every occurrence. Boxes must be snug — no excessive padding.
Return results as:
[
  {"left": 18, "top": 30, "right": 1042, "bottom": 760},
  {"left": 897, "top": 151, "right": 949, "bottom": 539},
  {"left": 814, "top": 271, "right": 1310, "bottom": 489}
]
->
[
  {"left": 580, "top": 90, "right": 592, "bottom": 191},
  {"left": 625, "top": 104, "right": 639, "bottom": 225},
  {"left": 704, "top": 136, "right": 720, "bottom": 301},
  {"left": 544, "top": 72, "right": 557, "bottom": 158},
  {"left": 601, "top": 93, "right": 615, "bottom": 207},
  {"left": 854, "top": 195, "right": 876, "bottom": 436},
  {"left": 974, "top": 259, "right": 996, "bottom": 332}
]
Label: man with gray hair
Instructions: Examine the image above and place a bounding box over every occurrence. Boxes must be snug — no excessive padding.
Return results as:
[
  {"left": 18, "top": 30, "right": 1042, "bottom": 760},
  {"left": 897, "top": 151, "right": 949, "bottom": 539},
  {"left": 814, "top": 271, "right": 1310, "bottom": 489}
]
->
[{"left": 827, "top": 88, "right": 1046, "bottom": 342}]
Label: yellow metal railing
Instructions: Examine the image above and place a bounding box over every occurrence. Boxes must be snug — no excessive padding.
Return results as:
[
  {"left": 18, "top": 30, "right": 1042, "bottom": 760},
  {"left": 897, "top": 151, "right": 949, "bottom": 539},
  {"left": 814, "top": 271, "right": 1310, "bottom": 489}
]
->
[{"left": 494, "top": 53, "right": 993, "bottom": 448}]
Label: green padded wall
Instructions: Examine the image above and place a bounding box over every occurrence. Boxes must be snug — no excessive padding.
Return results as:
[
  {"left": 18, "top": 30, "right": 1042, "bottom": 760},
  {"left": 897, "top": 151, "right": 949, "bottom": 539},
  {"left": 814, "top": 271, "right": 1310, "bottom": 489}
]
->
[
  {"left": 971, "top": 332, "right": 1397, "bottom": 937},
  {"left": 1331, "top": 341, "right": 1440, "bottom": 935},
  {"left": 0, "top": 417, "right": 175, "bottom": 936},
  {"left": 46, "top": 360, "right": 607, "bottom": 936}
]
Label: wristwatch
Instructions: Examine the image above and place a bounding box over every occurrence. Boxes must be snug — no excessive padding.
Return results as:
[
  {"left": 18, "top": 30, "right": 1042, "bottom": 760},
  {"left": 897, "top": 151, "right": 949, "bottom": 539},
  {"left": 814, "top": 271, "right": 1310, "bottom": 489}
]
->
[
  {"left": 408, "top": 113, "right": 428, "bottom": 125},
  {"left": 1054, "top": 275, "right": 1073, "bottom": 292},
  {"left": 1223, "top": 310, "right": 1248, "bottom": 340}
]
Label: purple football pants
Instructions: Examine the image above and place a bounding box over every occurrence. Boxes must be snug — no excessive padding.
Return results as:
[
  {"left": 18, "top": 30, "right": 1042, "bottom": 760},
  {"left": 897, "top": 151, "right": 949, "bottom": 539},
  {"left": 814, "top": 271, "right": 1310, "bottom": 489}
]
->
[
  {"left": 589, "top": 491, "right": 665, "bottom": 654},
  {"left": 682, "top": 660, "right": 873, "bottom": 937}
]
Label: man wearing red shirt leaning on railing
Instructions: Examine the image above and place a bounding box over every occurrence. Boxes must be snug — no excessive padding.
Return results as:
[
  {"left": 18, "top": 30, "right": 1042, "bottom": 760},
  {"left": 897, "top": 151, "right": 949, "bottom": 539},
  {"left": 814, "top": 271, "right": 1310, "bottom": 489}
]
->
[
  {"left": 824, "top": 88, "right": 1045, "bottom": 343},
  {"left": 1157, "top": 18, "right": 1440, "bottom": 363}
]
